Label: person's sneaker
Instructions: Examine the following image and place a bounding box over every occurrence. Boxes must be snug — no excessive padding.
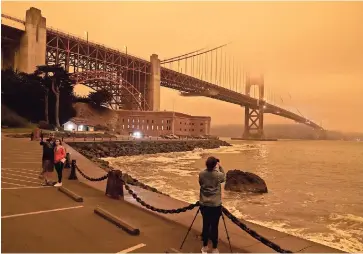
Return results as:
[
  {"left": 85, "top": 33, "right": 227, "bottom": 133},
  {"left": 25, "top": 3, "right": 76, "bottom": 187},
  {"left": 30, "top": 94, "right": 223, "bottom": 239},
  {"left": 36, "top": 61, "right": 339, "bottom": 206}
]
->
[
  {"left": 54, "top": 182, "right": 62, "bottom": 187},
  {"left": 41, "top": 182, "right": 48, "bottom": 186},
  {"left": 211, "top": 248, "right": 219, "bottom": 253},
  {"left": 201, "top": 247, "right": 209, "bottom": 254}
]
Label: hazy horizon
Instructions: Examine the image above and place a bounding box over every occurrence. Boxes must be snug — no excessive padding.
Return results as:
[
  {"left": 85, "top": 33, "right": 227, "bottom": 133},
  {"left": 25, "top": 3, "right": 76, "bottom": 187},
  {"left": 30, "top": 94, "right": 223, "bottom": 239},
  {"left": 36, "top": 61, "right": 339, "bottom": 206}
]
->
[{"left": 2, "top": 1, "right": 362, "bottom": 132}]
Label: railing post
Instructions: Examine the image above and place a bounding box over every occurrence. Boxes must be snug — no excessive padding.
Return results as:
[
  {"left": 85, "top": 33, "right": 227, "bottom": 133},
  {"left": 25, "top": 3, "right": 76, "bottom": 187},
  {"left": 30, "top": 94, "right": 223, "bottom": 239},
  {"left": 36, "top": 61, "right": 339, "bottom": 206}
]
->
[
  {"left": 105, "top": 170, "right": 124, "bottom": 199},
  {"left": 68, "top": 159, "right": 78, "bottom": 180},
  {"left": 64, "top": 152, "right": 71, "bottom": 168}
]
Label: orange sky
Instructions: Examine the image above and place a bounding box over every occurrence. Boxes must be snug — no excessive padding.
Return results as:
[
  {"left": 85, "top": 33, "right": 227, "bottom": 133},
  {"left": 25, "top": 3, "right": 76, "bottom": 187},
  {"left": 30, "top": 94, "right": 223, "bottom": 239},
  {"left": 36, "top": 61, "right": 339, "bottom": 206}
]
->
[{"left": 2, "top": 1, "right": 363, "bottom": 132}]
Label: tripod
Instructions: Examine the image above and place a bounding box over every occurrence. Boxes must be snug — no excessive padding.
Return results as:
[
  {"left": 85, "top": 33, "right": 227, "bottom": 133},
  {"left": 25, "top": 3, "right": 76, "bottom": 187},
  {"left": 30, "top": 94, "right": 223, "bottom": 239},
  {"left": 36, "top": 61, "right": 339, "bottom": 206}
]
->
[
  {"left": 180, "top": 207, "right": 200, "bottom": 250},
  {"left": 179, "top": 207, "right": 233, "bottom": 253}
]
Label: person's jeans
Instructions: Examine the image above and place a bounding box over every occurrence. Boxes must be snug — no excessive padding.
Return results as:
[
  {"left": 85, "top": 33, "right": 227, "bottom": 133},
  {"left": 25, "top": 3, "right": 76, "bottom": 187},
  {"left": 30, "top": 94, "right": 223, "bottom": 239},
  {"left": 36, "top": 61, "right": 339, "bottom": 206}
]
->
[
  {"left": 54, "top": 162, "right": 64, "bottom": 183},
  {"left": 201, "top": 205, "right": 222, "bottom": 248}
]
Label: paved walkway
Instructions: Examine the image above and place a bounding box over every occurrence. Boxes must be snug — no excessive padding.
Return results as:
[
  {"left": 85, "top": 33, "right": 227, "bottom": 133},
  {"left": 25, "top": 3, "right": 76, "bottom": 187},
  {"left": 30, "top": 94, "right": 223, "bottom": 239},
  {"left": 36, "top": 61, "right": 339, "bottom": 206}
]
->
[{"left": 1, "top": 136, "right": 239, "bottom": 253}]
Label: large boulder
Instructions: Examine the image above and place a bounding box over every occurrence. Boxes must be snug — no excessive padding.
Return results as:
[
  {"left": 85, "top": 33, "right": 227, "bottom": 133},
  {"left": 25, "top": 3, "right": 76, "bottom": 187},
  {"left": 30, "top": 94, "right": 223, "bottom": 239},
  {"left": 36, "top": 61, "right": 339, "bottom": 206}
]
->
[{"left": 224, "top": 170, "right": 268, "bottom": 194}]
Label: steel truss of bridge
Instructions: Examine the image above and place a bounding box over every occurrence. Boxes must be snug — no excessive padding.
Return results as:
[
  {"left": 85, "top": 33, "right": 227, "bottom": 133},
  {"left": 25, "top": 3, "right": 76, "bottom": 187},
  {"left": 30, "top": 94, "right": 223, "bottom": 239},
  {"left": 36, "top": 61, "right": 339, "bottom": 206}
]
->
[{"left": 1, "top": 10, "right": 324, "bottom": 139}]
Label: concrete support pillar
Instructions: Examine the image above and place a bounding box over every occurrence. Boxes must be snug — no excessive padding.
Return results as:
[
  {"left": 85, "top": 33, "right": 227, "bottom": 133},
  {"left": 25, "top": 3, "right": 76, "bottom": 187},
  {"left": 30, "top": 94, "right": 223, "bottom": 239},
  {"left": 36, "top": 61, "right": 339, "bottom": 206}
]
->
[
  {"left": 18, "top": 7, "right": 46, "bottom": 73},
  {"left": 147, "top": 54, "right": 161, "bottom": 111}
]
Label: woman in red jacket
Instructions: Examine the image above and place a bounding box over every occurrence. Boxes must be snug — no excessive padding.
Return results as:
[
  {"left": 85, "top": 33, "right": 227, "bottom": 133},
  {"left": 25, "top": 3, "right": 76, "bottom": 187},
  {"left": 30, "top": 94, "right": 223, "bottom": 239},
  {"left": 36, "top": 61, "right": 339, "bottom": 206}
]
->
[{"left": 54, "top": 139, "right": 66, "bottom": 187}]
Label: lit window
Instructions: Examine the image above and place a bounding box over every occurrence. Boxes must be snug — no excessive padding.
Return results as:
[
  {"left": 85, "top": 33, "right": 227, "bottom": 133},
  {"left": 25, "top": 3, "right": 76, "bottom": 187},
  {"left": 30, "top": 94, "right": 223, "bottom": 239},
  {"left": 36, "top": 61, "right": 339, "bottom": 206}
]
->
[
  {"left": 162, "top": 126, "right": 164, "bottom": 130},
  {"left": 152, "top": 125, "right": 154, "bottom": 130}
]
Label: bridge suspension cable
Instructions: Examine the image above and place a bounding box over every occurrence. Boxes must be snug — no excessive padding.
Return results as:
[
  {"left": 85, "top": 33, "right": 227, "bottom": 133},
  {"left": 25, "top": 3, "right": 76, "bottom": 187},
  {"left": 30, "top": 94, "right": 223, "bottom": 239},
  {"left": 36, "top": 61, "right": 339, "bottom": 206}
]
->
[
  {"left": 161, "top": 48, "right": 205, "bottom": 63},
  {"left": 161, "top": 43, "right": 229, "bottom": 64}
]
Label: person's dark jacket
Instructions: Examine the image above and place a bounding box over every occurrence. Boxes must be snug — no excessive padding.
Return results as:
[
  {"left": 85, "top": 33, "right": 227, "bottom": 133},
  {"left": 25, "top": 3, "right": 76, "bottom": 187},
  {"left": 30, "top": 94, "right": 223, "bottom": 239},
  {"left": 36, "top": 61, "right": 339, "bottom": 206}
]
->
[{"left": 40, "top": 139, "right": 54, "bottom": 161}]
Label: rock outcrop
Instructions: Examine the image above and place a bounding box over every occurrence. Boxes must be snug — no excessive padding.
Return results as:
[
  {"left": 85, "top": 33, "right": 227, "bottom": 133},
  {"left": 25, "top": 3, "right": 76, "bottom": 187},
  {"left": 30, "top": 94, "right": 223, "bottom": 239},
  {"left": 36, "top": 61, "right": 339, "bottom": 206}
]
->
[
  {"left": 68, "top": 140, "right": 231, "bottom": 158},
  {"left": 224, "top": 169, "right": 268, "bottom": 194}
]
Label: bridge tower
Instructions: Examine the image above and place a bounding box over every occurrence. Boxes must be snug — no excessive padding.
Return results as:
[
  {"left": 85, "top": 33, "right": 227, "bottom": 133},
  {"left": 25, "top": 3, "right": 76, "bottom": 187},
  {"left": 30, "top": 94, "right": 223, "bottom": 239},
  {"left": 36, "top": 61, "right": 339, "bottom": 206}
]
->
[
  {"left": 147, "top": 54, "right": 161, "bottom": 111},
  {"left": 242, "top": 74, "right": 265, "bottom": 139},
  {"left": 18, "top": 8, "right": 47, "bottom": 73}
]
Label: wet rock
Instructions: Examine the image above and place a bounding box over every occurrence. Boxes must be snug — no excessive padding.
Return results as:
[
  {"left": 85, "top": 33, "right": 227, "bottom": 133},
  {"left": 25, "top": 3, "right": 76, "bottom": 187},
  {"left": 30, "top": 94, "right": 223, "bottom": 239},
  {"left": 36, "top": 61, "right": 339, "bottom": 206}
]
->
[
  {"left": 68, "top": 140, "right": 231, "bottom": 158},
  {"left": 224, "top": 169, "right": 268, "bottom": 194}
]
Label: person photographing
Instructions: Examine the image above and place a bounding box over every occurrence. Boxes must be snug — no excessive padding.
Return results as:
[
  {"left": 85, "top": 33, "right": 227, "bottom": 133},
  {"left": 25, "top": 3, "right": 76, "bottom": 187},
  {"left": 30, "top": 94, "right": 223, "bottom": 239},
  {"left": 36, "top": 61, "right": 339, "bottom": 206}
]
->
[
  {"left": 199, "top": 156, "right": 226, "bottom": 254},
  {"left": 39, "top": 133, "right": 55, "bottom": 186}
]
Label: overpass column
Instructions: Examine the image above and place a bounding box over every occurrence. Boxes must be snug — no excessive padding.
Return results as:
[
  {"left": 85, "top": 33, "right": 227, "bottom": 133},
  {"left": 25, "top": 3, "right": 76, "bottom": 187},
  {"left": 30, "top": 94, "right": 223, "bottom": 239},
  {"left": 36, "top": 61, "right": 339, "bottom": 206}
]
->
[
  {"left": 242, "top": 74, "right": 265, "bottom": 139},
  {"left": 147, "top": 54, "right": 161, "bottom": 111},
  {"left": 18, "top": 7, "right": 47, "bottom": 73}
]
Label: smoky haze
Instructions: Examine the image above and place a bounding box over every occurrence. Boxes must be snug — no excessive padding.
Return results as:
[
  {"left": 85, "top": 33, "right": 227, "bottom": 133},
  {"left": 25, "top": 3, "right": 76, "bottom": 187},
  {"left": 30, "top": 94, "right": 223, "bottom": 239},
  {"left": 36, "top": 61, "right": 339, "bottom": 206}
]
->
[{"left": 3, "top": 1, "right": 363, "bottom": 132}]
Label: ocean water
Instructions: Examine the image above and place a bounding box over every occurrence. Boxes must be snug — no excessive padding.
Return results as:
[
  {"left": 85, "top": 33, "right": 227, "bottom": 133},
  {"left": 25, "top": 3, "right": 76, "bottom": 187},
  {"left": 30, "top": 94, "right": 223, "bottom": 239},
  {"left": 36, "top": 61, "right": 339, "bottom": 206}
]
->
[{"left": 103, "top": 140, "right": 363, "bottom": 252}]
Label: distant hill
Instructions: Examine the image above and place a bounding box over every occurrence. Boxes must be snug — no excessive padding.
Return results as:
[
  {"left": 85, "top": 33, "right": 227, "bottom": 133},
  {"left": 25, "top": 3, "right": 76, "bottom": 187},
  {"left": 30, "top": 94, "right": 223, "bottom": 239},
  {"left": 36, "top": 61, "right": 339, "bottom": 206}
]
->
[{"left": 210, "top": 124, "right": 363, "bottom": 140}]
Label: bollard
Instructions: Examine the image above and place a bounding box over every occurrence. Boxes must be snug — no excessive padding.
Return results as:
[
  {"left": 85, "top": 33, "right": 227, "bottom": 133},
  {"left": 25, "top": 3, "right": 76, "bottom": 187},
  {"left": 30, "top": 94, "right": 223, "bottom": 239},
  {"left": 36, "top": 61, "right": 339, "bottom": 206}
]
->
[
  {"left": 64, "top": 153, "right": 71, "bottom": 168},
  {"left": 105, "top": 170, "right": 124, "bottom": 199},
  {"left": 68, "top": 160, "right": 78, "bottom": 180}
]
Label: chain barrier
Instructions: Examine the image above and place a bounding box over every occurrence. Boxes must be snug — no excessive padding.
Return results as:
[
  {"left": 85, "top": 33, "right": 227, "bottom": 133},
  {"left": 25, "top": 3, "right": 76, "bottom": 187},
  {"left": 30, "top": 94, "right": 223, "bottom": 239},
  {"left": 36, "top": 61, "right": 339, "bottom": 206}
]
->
[
  {"left": 222, "top": 207, "right": 292, "bottom": 253},
  {"left": 75, "top": 165, "right": 109, "bottom": 181},
  {"left": 121, "top": 173, "right": 168, "bottom": 196},
  {"left": 122, "top": 178, "right": 199, "bottom": 214},
  {"left": 74, "top": 163, "right": 291, "bottom": 253},
  {"left": 122, "top": 178, "right": 292, "bottom": 253}
]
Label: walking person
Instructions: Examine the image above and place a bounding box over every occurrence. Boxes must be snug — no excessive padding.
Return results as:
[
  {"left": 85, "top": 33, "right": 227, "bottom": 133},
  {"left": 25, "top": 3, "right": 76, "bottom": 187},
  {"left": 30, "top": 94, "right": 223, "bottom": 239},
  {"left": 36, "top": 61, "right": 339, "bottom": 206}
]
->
[
  {"left": 53, "top": 139, "right": 66, "bottom": 187},
  {"left": 39, "top": 133, "right": 55, "bottom": 186},
  {"left": 199, "top": 156, "right": 226, "bottom": 254}
]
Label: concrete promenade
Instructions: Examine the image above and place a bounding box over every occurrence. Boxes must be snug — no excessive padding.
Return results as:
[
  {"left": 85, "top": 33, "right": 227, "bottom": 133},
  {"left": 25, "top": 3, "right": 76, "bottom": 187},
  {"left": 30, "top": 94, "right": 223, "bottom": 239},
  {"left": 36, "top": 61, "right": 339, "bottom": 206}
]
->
[
  {"left": 1, "top": 136, "right": 239, "bottom": 253},
  {"left": 64, "top": 141, "right": 344, "bottom": 253}
]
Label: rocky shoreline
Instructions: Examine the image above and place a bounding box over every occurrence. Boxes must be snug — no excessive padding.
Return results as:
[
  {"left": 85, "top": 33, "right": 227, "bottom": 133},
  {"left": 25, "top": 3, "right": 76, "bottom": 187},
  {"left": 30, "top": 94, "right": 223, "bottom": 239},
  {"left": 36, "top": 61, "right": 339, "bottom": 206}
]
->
[
  {"left": 67, "top": 139, "right": 231, "bottom": 158},
  {"left": 67, "top": 139, "right": 231, "bottom": 196}
]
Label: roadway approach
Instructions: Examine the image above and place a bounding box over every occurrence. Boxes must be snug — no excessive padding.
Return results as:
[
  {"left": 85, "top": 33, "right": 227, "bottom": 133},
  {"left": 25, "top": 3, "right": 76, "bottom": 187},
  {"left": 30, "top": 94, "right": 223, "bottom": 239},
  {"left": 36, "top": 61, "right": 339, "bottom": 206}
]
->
[{"left": 1, "top": 135, "right": 240, "bottom": 253}]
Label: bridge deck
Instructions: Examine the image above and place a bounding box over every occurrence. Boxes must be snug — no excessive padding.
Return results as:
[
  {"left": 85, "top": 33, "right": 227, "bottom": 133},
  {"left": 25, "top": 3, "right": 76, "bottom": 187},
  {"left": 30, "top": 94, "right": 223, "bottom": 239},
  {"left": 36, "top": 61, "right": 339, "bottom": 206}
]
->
[{"left": 1, "top": 12, "right": 322, "bottom": 130}]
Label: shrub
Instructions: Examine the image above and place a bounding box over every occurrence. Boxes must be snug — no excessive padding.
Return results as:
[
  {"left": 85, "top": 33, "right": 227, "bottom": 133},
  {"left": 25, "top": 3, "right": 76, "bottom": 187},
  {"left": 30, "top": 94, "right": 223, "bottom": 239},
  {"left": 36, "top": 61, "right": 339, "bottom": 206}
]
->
[
  {"left": 1, "top": 104, "right": 29, "bottom": 128},
  {"left": 94, "top": 124, "right": 110, "bottom": 131},
  {"left": 38, "top": 120, "right": 55, "bottom": 130}
]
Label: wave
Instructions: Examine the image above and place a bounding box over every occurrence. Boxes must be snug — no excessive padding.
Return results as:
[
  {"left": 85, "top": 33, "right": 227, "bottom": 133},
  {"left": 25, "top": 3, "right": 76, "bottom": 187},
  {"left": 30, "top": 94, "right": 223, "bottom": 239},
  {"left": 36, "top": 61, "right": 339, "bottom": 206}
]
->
[{"left": 247, "top": 218, "right": 363, "bottom": 253}]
